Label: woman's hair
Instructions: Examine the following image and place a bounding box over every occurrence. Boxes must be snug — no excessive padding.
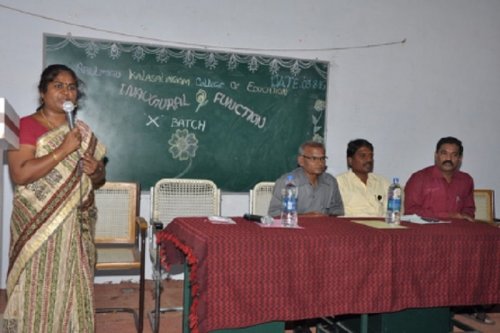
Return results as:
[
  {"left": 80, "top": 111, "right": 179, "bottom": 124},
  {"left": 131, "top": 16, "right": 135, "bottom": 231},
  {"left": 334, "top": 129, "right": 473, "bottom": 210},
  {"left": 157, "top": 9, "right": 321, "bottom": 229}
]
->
[{"left": 37, "top": 64, "right": 84, "bottom": 110}]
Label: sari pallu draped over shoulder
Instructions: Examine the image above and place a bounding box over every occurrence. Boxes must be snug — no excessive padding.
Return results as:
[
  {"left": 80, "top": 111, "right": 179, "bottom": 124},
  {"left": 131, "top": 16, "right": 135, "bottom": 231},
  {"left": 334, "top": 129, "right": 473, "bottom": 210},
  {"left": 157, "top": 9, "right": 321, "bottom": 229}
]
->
[{"left": 3, "top": 121, "right": 106, "bottom": 333}]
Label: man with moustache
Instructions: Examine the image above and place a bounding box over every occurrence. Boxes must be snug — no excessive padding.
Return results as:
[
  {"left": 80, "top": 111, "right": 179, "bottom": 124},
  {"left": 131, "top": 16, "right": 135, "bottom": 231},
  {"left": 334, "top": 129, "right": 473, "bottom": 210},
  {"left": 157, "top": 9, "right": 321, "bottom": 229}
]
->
[
  {"left": 336, "top": 139, "right": 390, "bottom": 217},
  {"left": 404, "top": 136, "right": 475, "bottom": 221},
  {"left": 404, "top": 136, "right": 495, "bottom": 325}
]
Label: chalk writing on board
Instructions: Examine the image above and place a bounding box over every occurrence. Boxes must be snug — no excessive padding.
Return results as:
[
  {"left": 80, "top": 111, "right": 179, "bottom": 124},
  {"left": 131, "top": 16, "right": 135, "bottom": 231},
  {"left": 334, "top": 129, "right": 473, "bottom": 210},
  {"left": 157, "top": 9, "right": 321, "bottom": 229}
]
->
[
  {"left": 45, "top": 34, "right": 329, "bottom": 191},
  {"left": 119, "top": 84, "right": 190, "bottom": 111},
  {"left": 213, "top": 92, "right": 266, "bottom": 129},
  {"left": 168, "top": 129, "right": 198, "bottom": 177},
  {"left": 146, "top": 115, "right": 160, "bottom": 127},
  {"left": 76, "top": 63, "right": 121, "bottom": 78},
  {"left": 195, "top": 77, "right": 225, "bottom": 89},
  {"left": 246, "top": 81, "right": 288, "bottom": 96},
  {"left": 171, "top": 118, "right": 206, "bottom": 132},
  {"left": 129, "top": 69, "right": 191, "bottom": 86},
  {"left": 195, "top": 90, "right": 208, "bottom": 112}
]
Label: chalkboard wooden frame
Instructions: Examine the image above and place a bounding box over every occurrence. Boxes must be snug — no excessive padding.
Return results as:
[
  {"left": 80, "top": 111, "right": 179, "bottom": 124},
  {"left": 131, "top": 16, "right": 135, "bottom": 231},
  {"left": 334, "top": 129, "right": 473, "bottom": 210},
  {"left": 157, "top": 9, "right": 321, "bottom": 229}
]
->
[{"left": 44, "top": 34, "right": 329, "bottom": 191}]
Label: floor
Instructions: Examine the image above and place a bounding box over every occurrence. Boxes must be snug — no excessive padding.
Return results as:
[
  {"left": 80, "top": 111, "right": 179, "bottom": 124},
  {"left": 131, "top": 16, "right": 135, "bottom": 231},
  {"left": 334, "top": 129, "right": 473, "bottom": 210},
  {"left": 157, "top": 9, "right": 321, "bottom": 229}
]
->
[
  {"left": 0, "top": 280, "right": 183, "bottom": 333},
  {"left": 1, "top": 280, "right": 499, "bottom": 333}
]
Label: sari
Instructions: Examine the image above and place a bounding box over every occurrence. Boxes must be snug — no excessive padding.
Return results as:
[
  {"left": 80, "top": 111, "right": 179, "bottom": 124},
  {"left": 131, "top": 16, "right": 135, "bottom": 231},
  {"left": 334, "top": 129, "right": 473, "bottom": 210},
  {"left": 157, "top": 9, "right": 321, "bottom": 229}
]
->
[{"left": 3, "top": 120, "right": 106, "bottom": 333}]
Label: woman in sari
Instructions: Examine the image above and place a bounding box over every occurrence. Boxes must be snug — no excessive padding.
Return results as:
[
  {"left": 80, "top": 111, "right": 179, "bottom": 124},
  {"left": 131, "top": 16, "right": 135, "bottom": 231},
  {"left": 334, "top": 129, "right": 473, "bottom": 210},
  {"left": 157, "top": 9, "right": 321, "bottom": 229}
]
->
[{"left": 3, "top": 64, "right": 106, "bottom": 333}]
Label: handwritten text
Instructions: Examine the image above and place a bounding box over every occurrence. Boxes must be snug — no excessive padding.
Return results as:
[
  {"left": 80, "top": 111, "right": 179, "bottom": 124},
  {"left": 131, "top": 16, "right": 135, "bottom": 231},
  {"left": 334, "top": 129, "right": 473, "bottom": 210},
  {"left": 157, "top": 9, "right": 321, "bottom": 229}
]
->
[
  {"left": 171, "top": 118, "right": 206, "bottom": 132},
  {"left": 128, "top": 69, "right": 191, "bottom": 86},
  {"left": 76, "top": 63, "right": 121, "bottom": 78},
  {"left": 213, "top": 92, "right": 266, "bottom": 129},
  {"left": 119, "top": 84, "right": 190, "bottom": 111},
  {"left": 271, "top": 75, "right": 327, "bottom": 91},
  {"left": 246, "top": 81, "right": 288, "bottom": 96},
  {"left": 195, "top": 77, "right": 225, "bottom": 89}
]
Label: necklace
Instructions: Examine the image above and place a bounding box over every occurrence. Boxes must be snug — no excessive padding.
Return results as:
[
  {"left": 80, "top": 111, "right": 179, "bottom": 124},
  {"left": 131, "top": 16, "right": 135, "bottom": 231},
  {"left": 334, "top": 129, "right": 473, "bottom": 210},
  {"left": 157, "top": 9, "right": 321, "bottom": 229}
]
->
[{"left": 40, "top": 109, "right": 55, "bottom": 129}]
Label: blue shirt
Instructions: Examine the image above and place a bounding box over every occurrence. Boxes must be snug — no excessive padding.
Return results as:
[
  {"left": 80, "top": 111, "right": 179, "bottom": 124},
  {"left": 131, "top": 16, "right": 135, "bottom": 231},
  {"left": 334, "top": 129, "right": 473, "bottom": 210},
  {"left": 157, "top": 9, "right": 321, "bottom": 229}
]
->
[{"left": 268, "top": 167, "right": 344, "bottom": 217}]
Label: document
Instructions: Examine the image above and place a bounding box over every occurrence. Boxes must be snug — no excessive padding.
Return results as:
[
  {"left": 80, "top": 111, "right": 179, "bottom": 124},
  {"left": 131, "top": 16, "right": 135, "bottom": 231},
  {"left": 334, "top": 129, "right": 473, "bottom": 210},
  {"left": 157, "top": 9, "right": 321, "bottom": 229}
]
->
[
  {"left": 401, "top": 214, "right": 451, "bottom": 224},
  {"left": 351, "top": 220, "right": 407, "bottom": 229},
  {"left": 208, "top": 216, "right": 236, "bottom": 224}
]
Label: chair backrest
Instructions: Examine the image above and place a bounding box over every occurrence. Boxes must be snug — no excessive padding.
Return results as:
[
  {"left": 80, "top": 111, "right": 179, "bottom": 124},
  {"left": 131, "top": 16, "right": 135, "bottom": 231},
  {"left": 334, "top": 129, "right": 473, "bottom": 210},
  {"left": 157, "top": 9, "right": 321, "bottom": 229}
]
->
[
  {"left": 249, "top": 181, "right": 275, "bottom": 216},
  {"left": 93, "top": 181, "right": 146, "bottom": 330},
  {"left": 94, "top": 181, "right": 139, "bottom": 245},
  {"left": 473, "top": 189, "right": 495, "bottom": 222},
  {"left": 151, "top": 178, "right": 221, "bottom": 225}
]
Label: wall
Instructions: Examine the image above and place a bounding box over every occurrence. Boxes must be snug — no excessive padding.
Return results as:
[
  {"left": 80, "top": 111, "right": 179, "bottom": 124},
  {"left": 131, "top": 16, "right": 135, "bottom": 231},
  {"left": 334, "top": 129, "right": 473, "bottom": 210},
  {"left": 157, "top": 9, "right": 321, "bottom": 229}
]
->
[
  {"left": 0, "top": 152, "right": 5, "bottom": 286},
  {"left": 1, "top": 0, "right": 500, "bottom": 287}
]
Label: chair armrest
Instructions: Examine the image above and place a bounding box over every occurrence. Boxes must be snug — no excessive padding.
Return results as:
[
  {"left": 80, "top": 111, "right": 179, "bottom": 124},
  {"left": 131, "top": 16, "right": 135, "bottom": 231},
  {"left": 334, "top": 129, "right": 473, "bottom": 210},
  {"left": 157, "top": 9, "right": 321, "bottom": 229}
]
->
[{"left": 136, "top": 216, "right": 148, "bottom": 236}]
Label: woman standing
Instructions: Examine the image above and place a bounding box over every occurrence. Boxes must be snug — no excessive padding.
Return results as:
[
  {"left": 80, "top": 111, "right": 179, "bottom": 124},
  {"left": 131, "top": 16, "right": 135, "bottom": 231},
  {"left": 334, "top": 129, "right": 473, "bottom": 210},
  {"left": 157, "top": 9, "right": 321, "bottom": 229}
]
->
[{"left": 3, "top": 64, "right": 106, "bottom": 332}]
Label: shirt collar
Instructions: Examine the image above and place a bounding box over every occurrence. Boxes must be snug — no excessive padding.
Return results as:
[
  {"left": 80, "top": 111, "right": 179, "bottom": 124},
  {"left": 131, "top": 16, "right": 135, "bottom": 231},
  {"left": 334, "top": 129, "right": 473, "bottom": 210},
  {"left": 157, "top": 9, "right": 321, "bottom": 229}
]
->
[
  {"left": 296, "top": 167, "right": 329, "bottom": 186},
  {"left": 348, "top": 169, "right": 372, "bottom": 183},
  {"left": 431, "top": 164, "right": 457, "bottom": 180}
]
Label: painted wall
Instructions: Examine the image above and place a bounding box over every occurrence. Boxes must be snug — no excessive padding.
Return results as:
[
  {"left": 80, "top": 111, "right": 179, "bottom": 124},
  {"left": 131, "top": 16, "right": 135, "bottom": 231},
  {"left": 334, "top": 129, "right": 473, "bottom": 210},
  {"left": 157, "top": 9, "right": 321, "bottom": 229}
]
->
[{"left": 2, "top": 0, "right": 500, "bottom": 287}]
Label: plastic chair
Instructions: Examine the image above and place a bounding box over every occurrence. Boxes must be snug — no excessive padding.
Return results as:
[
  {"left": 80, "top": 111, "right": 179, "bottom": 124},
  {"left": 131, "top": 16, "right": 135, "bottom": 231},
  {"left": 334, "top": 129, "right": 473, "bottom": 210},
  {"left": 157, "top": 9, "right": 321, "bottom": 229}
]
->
[
  {"left": 249, "top": 181, "right": 275, "bottom": 216},
  {"left": 149, "top": 178, "right": 221, "bottom": 333},
  {"left": 94, "top": 182, "right": 147, "bottom": 333}
]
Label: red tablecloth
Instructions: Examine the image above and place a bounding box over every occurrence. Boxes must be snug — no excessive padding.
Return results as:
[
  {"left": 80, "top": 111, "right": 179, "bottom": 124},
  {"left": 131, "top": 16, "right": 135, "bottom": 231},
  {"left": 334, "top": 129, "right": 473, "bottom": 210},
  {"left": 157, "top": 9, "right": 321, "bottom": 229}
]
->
[{"left": 158, "top": 217, "right": 500, "bottom": 333}]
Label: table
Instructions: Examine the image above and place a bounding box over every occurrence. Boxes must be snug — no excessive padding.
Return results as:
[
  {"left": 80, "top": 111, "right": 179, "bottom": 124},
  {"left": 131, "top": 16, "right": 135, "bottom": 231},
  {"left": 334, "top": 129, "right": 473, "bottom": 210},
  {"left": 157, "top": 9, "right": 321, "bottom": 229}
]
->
[{"left": 158, "top": 217, "right": 500, "bottom": 333}]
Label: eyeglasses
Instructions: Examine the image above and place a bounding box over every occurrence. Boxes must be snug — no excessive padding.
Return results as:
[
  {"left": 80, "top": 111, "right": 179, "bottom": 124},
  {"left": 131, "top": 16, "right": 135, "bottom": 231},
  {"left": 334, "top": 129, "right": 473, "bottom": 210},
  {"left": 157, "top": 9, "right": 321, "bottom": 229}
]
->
[{"left": 302, "top": 155, "right": 328, "bottom": 162}]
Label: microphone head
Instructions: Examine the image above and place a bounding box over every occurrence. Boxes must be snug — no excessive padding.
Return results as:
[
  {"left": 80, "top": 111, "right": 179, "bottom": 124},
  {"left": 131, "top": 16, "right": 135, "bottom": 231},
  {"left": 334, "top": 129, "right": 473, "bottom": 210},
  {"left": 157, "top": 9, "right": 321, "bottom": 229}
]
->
[{"left": 62, "top": 101, "right": 75, "bottom": 113}]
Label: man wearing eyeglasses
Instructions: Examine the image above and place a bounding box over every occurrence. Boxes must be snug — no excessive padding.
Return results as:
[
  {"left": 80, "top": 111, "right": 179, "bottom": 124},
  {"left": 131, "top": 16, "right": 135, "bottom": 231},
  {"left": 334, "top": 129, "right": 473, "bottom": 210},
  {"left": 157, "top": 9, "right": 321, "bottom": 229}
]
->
[
  {"left": 268, "top": 140, "right": 344, "bottom": 218},
  {"left": 336, "top": 139, "right": 390, "bottom": 217}
]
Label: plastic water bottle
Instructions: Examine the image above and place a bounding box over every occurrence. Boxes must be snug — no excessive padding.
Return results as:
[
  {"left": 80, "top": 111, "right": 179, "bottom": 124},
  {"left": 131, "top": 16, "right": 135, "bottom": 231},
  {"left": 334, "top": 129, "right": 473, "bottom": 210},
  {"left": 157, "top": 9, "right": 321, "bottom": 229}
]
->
[
  {"left": 386, "top": 177, "right": 402, "bottom": 225},
  {"left": 280, "top": 174, "right": 298, "bottom": 227}
]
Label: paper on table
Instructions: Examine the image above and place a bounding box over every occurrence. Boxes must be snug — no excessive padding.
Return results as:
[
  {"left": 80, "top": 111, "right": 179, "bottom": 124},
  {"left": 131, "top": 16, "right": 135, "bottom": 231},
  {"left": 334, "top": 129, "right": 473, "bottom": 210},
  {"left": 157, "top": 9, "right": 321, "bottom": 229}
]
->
[
  {"left": 208, "top": 216, "right": 236, "bottom": 224},
  {"left": 351, "top": 220, "right": 407, "bottom": 229},
  {"left": 401, "top": 214, "right": 451, "bottom": 224}
]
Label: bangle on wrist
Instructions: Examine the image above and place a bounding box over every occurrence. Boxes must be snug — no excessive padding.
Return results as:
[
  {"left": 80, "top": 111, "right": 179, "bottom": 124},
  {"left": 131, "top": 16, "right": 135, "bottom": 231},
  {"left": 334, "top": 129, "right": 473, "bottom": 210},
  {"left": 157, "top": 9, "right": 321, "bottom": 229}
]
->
[{"left": 52, "top": 152, "right": 58, "bottom": 162}]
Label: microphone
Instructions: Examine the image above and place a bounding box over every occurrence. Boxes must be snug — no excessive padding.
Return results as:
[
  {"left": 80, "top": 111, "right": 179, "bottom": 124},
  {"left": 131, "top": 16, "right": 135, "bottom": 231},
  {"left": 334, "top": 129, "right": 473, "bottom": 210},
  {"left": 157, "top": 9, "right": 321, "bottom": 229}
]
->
[
  {"left": 243, "top": 213, "right": 274, "bottom": 225},
  {"left": 243, "top": 213, "right": 264, "bottom": 222},
  {"left": 62, "top": 101, "right": 76, "bottom": 129}
]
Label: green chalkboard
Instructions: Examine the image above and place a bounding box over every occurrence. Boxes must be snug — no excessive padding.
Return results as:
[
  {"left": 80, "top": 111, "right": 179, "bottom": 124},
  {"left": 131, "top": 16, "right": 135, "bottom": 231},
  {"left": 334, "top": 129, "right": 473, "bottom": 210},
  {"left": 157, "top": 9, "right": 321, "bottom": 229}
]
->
[{"left": 44, "top": 34, "right": 328, "bottom": 191}]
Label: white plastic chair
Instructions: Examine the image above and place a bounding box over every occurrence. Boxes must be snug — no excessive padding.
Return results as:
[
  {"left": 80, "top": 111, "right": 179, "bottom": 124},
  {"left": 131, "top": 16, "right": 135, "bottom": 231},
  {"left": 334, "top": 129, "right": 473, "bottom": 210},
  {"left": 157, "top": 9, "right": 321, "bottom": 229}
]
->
[
  {"left": 149, "top": 178, "right": 221, "bottom": 333},
  {"left": 249, "top": 181, "right": 275, "bottom": 216}
]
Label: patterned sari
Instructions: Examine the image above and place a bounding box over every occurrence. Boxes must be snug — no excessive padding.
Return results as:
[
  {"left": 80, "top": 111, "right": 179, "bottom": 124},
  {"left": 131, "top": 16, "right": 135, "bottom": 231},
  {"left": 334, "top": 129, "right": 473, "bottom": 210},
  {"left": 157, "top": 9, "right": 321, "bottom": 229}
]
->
[{"left": 3, "top": 121, "right": 106, "bottom": 333}]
